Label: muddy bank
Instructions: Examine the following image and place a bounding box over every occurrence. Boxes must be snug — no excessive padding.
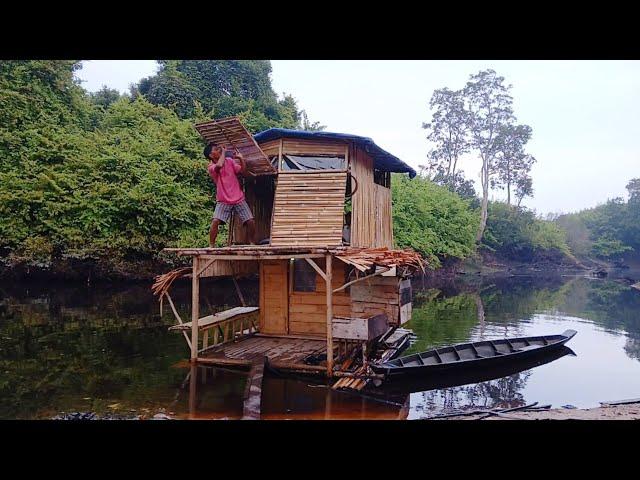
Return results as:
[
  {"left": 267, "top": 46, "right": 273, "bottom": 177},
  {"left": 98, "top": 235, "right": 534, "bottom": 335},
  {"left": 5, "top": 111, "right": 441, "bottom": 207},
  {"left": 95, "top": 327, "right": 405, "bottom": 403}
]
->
[{"left": 454, "top": 403, "right": 640, "bottom": 420}]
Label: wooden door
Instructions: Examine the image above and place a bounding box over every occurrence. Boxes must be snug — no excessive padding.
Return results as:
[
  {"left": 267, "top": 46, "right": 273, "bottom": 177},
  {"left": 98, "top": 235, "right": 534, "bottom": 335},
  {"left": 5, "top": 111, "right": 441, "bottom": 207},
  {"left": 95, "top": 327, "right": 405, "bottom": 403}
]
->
[{"left": 259, "top": 260, "right": 289, "bottom": 335}]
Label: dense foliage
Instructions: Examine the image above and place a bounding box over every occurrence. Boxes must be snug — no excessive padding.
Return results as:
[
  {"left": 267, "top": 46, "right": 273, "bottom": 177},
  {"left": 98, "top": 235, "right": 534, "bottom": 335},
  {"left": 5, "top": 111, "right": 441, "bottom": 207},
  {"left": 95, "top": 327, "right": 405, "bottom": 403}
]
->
[
  {"left": 0, "top": 60, "right": 313, "bottom": 276},
  {"left": 392, "top": 175, "right": 478, "bottom": 267},
  {"left": 555, "top": 180, "right": 640, "bottom": 261},
  {"left": 482, "top": 202, "right": 572, "bottom": 262}
]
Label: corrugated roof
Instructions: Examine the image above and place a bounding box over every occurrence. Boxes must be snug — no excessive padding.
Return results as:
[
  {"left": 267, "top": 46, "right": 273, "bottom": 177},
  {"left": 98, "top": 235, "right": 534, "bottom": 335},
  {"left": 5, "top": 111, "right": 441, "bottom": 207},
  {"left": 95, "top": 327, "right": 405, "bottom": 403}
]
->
[{"left": 253, "top": 128, "right": 417, "bottom": 178}]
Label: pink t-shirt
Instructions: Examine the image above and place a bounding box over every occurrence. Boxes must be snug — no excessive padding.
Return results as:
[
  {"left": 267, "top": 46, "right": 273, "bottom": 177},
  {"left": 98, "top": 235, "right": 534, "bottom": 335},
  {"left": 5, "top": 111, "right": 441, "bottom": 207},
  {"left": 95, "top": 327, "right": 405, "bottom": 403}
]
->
[{"left": 208, "top": 157, "right": 245, "bottom": 204}]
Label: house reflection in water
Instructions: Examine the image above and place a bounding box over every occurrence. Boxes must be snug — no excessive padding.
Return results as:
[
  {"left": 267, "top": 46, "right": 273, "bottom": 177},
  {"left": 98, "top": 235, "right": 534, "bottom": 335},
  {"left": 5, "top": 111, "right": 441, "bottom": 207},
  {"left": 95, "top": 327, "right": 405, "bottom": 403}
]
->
[{"left": 179, "top": 364, "right": 410, "bottom": 420}]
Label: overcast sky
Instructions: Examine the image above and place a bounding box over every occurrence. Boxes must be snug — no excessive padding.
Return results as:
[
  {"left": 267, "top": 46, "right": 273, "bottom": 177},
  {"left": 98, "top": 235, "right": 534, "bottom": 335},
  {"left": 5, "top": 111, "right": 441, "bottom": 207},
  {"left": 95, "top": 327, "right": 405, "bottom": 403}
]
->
[{"left": 76, "top": 60, "right": 640, "bottom": 215}]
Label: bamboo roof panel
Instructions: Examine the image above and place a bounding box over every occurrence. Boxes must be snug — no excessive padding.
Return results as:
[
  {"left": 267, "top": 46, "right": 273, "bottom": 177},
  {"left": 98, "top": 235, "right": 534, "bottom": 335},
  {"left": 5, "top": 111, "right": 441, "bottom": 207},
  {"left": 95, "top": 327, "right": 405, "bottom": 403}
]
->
[{"left": 195, "top": 117, "right": 276, "bottom": 176}]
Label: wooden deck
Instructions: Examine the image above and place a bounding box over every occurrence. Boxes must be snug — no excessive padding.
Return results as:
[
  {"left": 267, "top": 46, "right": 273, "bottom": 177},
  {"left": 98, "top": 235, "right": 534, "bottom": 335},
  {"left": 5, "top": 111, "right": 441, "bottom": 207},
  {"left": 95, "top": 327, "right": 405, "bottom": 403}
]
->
[{"left": 198, "top": 335, "right": 330, "bottom": 373}]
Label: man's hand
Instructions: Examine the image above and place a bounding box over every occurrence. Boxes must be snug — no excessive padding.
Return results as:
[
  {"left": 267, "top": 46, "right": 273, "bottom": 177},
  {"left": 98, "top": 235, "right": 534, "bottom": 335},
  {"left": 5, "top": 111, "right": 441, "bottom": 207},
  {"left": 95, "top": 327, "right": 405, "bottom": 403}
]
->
[{"left": 233, "top": 150, "right": 250, "bottom": 176}]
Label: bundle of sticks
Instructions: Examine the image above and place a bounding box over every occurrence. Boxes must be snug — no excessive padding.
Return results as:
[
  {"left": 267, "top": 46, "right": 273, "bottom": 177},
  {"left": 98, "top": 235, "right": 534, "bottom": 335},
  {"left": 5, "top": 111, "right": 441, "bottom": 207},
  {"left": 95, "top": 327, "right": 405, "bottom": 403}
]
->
[
  {"left": 151, "top": 267, "right": 191, "bottom": 298},
  {"left": 335, "top": 247, "right": 426, "bottom": 274}
]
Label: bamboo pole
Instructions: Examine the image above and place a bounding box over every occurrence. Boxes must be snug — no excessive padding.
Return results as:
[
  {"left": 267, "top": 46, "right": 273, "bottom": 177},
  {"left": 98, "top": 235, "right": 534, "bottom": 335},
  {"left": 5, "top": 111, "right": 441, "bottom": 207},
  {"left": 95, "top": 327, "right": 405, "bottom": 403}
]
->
[
  {"left": 326, "top": 253, "right": 333, "bottom": 377},
  {"left": 191, "top": 257, "right": 200, "bottom": 362}
]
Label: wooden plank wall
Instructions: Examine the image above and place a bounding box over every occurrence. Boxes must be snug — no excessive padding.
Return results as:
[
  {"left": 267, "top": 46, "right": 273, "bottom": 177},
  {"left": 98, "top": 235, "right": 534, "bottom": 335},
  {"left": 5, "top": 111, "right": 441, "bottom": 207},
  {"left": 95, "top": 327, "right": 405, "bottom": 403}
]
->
[
  {"left": 289, "top": 259, "right": 351, "bottom": 336},
  {"left": 270, "top": 171, "right": 347, "bottom": 247},
  {"left": 281, "top": 139, "right": 346, "bottom": 156},
  {"left": 350, "top": 147, "right": 393, "bottom": 249},
  {"left": 200, "top": 259, "right": 258, "bottom": 278},
  {"left": 350, "top": 275, "right": 401, "bottom": 325},
  {"left": 258, "top": 139, "right": 280, "bottom": 157},
  {"left": 259, "top": 260, "right": 289, "bottom": 335}
]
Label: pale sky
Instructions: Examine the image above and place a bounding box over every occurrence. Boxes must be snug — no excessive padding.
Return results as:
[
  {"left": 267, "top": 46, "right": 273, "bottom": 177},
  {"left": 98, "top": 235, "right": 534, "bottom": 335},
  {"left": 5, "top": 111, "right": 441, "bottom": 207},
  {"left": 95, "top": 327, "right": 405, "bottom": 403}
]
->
[{"left": 76, "top": 60, "right": 640, "bottom": 215}]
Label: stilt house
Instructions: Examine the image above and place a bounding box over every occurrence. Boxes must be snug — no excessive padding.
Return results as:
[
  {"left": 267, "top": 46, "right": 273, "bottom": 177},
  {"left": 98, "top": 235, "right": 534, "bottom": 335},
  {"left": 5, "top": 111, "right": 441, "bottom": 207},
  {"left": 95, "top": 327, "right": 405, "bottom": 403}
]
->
[{"left": 156, "top": 117, "right": 422, "bottom": 381}]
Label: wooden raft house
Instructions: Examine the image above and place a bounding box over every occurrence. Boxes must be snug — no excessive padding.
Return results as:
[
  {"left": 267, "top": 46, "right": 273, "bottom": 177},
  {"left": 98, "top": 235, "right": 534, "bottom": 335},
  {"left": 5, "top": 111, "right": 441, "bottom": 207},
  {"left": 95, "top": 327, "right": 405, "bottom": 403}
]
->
[{"left": 154, "top": 117, "right": 422, "bottom": 390}]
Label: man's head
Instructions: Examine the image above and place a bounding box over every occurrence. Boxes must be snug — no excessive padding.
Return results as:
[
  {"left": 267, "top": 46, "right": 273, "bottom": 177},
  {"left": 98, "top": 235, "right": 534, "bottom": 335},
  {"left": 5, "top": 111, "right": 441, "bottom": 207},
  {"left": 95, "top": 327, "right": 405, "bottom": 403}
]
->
[{"left": 203, "top": 143, "right": 223, "bottom": 161}]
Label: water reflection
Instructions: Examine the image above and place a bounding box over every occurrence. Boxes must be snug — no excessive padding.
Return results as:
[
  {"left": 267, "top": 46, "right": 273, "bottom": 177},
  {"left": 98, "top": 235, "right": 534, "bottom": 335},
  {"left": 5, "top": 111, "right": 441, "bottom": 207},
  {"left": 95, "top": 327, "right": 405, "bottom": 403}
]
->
[
  {"left": 1, "top": 272, "right": 640, "bottom": 419},
  {"left": 175, "top": 364, "right": 410, "bottom": 420}
]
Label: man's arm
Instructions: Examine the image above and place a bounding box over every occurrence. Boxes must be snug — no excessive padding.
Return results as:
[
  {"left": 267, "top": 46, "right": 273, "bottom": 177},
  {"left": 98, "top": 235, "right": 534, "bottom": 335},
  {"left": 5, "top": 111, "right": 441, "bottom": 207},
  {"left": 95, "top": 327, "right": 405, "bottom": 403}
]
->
[
  {"left": 215, "top": 146, "right": 226, "bottom": 169},
  {"left": 233, "top": 151, "right": 252, "bottom": 176}
]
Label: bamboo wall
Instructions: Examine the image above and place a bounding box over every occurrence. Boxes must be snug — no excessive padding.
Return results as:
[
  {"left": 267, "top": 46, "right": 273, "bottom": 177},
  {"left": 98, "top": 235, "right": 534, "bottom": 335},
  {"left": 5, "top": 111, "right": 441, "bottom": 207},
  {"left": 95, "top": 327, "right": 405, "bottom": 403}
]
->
[
  {"left": 350, "top": 146, "right": 393, "bottom": 249},
  {"left": 270, "top": 172, "right": 347, "bottom": 247}
]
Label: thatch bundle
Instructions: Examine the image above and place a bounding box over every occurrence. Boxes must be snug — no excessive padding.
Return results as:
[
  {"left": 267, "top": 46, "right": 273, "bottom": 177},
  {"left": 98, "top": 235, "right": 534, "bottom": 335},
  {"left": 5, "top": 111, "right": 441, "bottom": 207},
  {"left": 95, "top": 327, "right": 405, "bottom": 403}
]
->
[
  {"left": 151, "top": 267, "right": 191, "bottom": 298},
  {"left": 335, "top": 247, "right": 425, "bottom": 273}
]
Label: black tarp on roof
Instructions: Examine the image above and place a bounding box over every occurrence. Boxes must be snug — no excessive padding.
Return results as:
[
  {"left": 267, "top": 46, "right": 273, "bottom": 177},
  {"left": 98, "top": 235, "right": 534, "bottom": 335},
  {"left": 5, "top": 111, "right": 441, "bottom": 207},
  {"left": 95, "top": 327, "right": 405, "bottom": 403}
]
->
[{"left": 253, "top": 128, "right": 417, "bottom": 178}]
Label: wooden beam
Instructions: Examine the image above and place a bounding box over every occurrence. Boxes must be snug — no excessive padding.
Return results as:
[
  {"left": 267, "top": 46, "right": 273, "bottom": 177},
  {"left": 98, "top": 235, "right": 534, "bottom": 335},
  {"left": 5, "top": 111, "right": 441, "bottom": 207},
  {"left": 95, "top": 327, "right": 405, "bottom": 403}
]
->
[
  {"left": 195, "top": 258, "right": 216, "bottom": 278},
  {"left": 332, "top": 267, "right": 391, "bottom": 293},
  {"left": 191, "top": 257, "right": 200, "bottom": 362},
  {"left": 195, "top": 357, "right": 253, "bottom": 368},
  {"left": 188, "top": 254, "right": 326, "bottom": 261},
  {"left": 326, "top": 253, "right": 334, "bottom": 377},
  {"left": 305, "top": 258, "right": 327, "bottom": 282},
  {"left": 165, "top": 293, "right": 192, "bottom": 350}
]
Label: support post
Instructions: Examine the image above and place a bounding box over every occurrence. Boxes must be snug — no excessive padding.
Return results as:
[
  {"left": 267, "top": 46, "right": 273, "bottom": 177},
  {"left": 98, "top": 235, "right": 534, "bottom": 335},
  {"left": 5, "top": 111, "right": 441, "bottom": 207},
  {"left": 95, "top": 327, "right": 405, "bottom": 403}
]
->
[
  {"left": 325, "top": 253, "right": 333, "bottom": 377},
  {"left": 191, "top": 257, "right": 200, "bottom": 362}
]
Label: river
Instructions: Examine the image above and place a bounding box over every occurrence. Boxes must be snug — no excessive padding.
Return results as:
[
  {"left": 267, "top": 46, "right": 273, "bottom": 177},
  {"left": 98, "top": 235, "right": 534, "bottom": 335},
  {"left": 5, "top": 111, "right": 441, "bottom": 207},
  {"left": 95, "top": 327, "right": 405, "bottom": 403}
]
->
[{"left": 1, "top": 272, "right": 639, "bottom": 419}]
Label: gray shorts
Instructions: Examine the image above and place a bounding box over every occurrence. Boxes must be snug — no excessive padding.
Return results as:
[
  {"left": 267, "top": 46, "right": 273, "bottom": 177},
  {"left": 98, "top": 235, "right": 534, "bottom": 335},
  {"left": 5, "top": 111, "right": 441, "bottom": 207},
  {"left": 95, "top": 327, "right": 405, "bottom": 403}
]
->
[{"left": 213, "top": 200, "right": 254, "bottom": 224}]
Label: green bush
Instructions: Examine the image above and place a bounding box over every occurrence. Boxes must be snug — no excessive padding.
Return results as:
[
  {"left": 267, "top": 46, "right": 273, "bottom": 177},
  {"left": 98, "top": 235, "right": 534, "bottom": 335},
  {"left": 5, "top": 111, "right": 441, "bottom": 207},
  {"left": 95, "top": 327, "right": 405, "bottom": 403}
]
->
[
  {"left": 392, "top": 175, "right": 478, "bottom": 268},
  {"left": 483, "top": 202, "right": 571, "bottom": 261}
]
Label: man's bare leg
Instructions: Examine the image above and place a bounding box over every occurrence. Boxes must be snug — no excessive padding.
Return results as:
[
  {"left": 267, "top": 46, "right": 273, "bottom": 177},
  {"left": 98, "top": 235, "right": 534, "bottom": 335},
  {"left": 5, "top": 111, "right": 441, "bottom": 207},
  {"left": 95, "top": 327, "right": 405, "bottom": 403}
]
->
[
  {"left": 245, "top": 219, "right": 257, "bottom": 245},
  {"left": 210, "top": 219, "right": 222, "bottom": 247}
]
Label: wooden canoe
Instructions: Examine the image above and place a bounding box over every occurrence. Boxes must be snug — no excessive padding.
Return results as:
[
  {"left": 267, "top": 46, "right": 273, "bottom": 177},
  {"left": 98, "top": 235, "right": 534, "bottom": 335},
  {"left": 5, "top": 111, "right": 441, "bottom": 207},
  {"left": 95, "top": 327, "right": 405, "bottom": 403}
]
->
[
  {"left": 371, "top": 329, "right": 577, "bottom": 377},
  {"left": 375, "top": 346, "right": 575, "bottom": 395}
]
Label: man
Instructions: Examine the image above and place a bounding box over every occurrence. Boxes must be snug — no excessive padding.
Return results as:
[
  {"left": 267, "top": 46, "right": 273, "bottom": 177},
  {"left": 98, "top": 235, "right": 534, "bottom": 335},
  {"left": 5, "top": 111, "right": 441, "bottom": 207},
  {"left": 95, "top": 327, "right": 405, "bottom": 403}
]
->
[{"left": 204, "top": 143, "right": 256, "bottom": 246}]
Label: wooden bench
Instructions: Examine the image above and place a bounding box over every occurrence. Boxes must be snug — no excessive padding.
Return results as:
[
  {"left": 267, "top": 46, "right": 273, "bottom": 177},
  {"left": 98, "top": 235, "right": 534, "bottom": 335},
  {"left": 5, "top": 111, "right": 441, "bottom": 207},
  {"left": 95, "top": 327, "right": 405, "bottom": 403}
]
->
[
  {"left": 170, "top": 306, "right": 259, "bottom": 353},
  {"left": 169, "top": 306, "right": 259, "bottom": 332}
]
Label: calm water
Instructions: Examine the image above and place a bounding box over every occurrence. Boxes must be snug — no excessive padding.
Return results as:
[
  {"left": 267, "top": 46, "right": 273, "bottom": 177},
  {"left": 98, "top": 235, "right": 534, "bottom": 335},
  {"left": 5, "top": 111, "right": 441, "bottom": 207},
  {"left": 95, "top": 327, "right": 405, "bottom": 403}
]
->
[{"left": 1, "top": 272, "right": 639, "bottom": 419}]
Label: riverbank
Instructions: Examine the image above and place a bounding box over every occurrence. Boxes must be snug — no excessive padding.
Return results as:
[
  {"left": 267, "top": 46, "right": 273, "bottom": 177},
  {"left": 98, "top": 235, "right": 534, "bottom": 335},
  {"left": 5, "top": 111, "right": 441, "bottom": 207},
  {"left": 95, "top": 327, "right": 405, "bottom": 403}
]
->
[
  {"left": 50, "top": 401, "right": 640, "bottom": 420},
  {"left": 2, "top": 249, "right": 637, "bottom": 283},
  {"left": 455, "top": 402, "right": 640, "bottom": 420}
]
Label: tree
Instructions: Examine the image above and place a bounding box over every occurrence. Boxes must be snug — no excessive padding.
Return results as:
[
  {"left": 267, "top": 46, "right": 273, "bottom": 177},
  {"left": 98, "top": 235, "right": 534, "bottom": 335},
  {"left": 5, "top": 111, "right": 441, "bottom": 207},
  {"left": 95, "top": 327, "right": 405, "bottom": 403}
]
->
[
  {"left": 463, "top": 70, "right": 515, "bottom": 243},
  {"left": 627, "top": 178, "right": 640, "bottom": 204},
  {"left": 422, "top": 88, "right": 469, "bottom": 189},
  {"left": 429, "top": 169, "right": 478, "bottom": 205},
  {"left": 135, "top": 61, "right": 305, "bottom": 131},
  {"left": 493, "top": 123, "right": 535, "bottom": 205},
  {"left": 90, "top": 86, "right": 121, "bottom": 109},
  {"left": 136, "top": 63, "right": 199, "bottom": 119},
  {"left": 300, "top": 110, "right": 326, "bottom": 131},
  {"left": 514, "top": 174, "right": 533, "bottom": 207}
]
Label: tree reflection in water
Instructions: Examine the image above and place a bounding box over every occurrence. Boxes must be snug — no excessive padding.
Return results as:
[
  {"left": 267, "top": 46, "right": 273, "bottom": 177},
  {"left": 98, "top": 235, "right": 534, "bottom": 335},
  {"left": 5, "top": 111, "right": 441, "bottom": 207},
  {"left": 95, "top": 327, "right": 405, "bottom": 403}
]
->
[{"left": 411, "top": 370, "right": 531, "bottom": 417}]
